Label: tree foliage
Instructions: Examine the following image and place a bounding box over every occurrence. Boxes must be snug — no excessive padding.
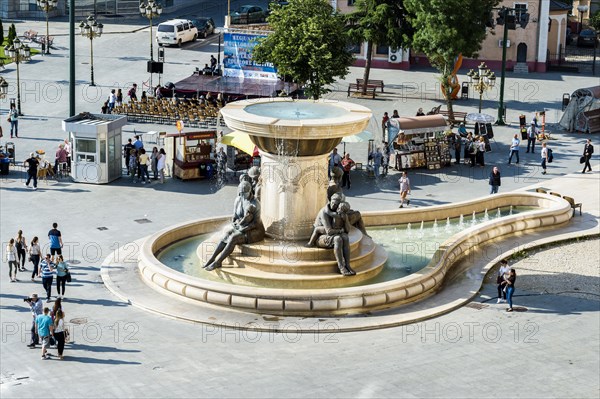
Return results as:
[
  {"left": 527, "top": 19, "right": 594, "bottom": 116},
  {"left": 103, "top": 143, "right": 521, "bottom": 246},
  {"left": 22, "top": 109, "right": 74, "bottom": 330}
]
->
[
  {"left": 403, "top": 0, "right": 499, "bottom": 112},
  {"left": 346, "top": 0, "right": 411, "bottom": 94},
  {"left": 0, "top": 20, "right": 4, "bottom": 46},
  {"left": 7, "top": 23, "right": 17, "bottom": 46},
  {"left": 590, "top": 10, "right": 600, "bottom": 32},
  {"left": 253, "top": 0, "right": 354, "bottom": 100}
]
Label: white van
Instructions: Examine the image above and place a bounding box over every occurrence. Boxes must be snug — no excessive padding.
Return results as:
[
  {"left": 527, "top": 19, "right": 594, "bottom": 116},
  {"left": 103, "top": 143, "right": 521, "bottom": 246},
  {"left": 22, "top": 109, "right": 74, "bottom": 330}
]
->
[{"left": 156, "top": 19, "right": 198, "bottom": 47}]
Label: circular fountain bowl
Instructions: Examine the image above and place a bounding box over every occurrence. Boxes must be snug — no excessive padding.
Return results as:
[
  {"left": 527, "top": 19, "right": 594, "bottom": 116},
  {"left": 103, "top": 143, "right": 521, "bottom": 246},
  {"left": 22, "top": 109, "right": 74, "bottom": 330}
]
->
[{"left": 219, "top": 98, "right": 372, "bottom": 156}]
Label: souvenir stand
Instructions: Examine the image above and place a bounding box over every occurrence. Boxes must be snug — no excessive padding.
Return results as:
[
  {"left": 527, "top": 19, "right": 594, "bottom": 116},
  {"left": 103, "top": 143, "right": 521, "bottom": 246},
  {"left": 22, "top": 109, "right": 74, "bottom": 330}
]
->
[
  {"left": 161, "top": 130, "right": 217, "bottom": 180},
  {"left": 388, "top": 115, "right": 451, "bottom": 170}
]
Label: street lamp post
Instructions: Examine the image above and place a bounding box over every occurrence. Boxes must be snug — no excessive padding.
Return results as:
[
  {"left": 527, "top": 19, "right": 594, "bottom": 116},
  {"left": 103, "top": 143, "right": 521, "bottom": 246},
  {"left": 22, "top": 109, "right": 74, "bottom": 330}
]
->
[
  {"left": 140, "top": 1, "right": 163, "bottom": 62},
  {"left": 79, "top": 15, "right": 104, "bottom": 87},
  {"left": 36, "top": 0, "right": 58, "bottom": 54},
  {"left": 577, "top": 5, "right": 589, "bottom": 34},
  {"left": 5, "top": 38, "right": 30, "bottom": 115},
  {"left": 467, "top": 62, "right": 496, "bottom": 113}
]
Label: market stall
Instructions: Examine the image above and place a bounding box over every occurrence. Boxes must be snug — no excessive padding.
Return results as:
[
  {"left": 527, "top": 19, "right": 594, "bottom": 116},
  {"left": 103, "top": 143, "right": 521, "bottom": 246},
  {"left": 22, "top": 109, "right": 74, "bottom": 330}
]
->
[
  {"left": 387, "top": 115, "right": 451, "bottom": 170},
  {"left": 161, "top": 130, "right": 217, "bottom": 180}
]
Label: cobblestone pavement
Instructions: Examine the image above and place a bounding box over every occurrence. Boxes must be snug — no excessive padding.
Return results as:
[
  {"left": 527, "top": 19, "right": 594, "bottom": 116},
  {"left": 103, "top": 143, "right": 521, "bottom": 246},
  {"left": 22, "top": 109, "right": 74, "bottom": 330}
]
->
[{"left": 1, "top": 10, "right": 599, "bottom": 399}]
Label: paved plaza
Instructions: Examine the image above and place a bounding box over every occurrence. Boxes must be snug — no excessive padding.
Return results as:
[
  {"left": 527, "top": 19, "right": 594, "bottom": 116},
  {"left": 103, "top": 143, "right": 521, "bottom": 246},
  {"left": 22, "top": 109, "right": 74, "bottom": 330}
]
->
[{"left": 1, "top": 7, "right": 599, "bottom": 398}]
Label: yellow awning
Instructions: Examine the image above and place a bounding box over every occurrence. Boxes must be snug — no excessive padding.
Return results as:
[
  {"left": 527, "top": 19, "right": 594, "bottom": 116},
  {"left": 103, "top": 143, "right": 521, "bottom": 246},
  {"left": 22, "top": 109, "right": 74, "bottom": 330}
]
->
[{"left": 221, "top": 131, "right": 256, "bottom": 155}]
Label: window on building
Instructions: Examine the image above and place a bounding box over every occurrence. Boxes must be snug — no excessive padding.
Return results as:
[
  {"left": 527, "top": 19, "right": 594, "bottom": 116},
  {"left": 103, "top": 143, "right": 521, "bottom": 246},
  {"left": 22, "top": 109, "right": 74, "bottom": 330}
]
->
[
  {"left": 514, "top": 3, "right": 528, "bottom": 21},
  {"left": 375, "top": 44, "right": 389, "bottom": 55},
  {"left": 76, "top": 138, "right": 97, "bottom": 154},
  {"left": 347, "top": 0, "right": 356, "bottom": 6},
  {"left": 348, "top": 43, "right": 361, "bottom": 54}
]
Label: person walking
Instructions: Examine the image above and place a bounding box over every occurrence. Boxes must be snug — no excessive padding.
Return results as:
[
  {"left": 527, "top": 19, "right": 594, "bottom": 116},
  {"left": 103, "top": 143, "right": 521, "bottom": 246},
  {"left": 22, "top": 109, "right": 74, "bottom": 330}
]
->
[
  {"left": 108, "top": 89, "right": 116, "bottom": 113},
  {"left": 489, "top": 166, "right": 501, "bottom": 194},
  {"left": 6, "top": 238, "right": 19, "bottom": 282},
  {"left": 24, "top": 153, "right": 40, "bottom": 190},
  {"left": 53, "top": 309, "right": 66, "bottom": 360},
  {"left": 526, "top": 122, "right": 538, "bottom": 153},
  {"left": 476, "top": 137, "right": 486, "bottom": 166},
  {"left": 507, "top": 134, "right": 520, "bottom": 164},
  {"left": 496, "top": 260, "right": 510, "bottom": 303},
  {"left": 582, "top": 138, "right": 594, "bottom": 173},
  {"left": 504, "top": 268, "right": 517, "bottom": 312},
  {"left": 453, "top": 133, "right": 461, "bottom": 165},
  {"left": 124, "top": 138, "right": 134, "bottom": 174},
  {"left": 340, "top": 153, "right": 355, "bottom": 189},
  {"left": 128, "top": 83, "right": 138, "bottom": 101},
  {"left": 55, "top": 255, "right": 69, "bottom": 299},
  {"left": 381, "top": 112, "right": 389, "bottom": 138},
  {"left": 39, "top": 254, "right": 55, "bottom": 302},
  {"left": 36, "top": 307, "right": 53, "bottom": 359},
  {"left": 371, "top": 148, "right": 383, "bottom": 178},
  {"left": 8, "top": 103, "right": 18, "bottom": 138},
  {"left": 157, "top": 148, "right": 166, "bottom": 184},
  {"left": 116, "top": 88, "right": 123, "bottom": 107},
  {"left": 464, "top": 133, "right": 473, "bottom": 164},
  {"left": 48, "top": 222, "right": 63, "bottom": 256},
  {"left": 541, "top": 142, "right": 549, "bottom": 175},
  {"left": 15, "top": 230, "right": 28, "bottom": 271},
  {"left": 27, "top": 294, "right": 43, "bottom": 348},
  {"left": 398, "top": 171, "right": 411, "bottom": 208},
  {"left": 29, "top": 236, "right": 41, "bottom": 281}
]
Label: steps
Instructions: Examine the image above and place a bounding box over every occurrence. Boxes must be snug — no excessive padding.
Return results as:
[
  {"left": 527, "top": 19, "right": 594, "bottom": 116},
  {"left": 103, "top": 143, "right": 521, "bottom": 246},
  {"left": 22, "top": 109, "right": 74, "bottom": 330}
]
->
[
  {"left": 513, "top": 62, "right": 529, "bottom": 74},
  {"left": 197, "top": 228, "right": 388, "bottom": 289}
]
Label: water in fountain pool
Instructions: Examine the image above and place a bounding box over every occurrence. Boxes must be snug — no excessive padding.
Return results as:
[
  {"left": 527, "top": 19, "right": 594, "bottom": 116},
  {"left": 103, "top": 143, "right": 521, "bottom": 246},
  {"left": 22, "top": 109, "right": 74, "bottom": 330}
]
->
[{"left": 157, "top": 207, "right": 533, "bottom": 288}]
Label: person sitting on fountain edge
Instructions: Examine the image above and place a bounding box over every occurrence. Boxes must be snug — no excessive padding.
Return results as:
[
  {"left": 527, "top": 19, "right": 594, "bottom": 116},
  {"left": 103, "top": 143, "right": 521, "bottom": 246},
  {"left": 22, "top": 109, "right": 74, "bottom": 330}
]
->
[{"left": 204, "top": 181, "right": 265, "bottom": 271}]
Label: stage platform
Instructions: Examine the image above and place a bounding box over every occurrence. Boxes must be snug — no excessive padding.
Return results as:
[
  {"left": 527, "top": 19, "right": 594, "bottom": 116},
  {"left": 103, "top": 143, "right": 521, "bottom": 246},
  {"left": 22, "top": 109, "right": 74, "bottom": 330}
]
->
[{"left": 168, "top": 74, "right": 298, "bottom": 99}]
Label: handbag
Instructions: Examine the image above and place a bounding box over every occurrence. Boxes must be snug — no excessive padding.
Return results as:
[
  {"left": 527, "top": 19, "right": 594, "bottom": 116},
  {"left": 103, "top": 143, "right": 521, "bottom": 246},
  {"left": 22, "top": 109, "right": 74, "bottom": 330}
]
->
[
  {"left": 64, "top": 327, "right": 71, "bottom": 343},
  {"left": 580, "top": 156, "right": 586, "bottom": 164},
  {"left": 65, "top": 271, "right": 72, "bottom": 283}
]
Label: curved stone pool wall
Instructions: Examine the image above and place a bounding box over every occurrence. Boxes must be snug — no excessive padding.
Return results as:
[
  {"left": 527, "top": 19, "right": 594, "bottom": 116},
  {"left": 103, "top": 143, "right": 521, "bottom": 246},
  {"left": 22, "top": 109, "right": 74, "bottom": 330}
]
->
[{"left": 138, "top": 193, "right": 573, "bottom": 316}]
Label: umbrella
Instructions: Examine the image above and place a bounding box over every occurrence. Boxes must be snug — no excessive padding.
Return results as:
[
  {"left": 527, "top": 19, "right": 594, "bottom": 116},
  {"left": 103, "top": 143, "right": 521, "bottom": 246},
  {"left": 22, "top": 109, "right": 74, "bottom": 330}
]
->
[
  {"left": 221, "top": 131, "right": 256, "bottom": 155},
  {"left": 341, "top": 130, "right": 373, "bottom": 153},
  {"left": 466, "top": 113, "right": 495, "bottom": 124}
]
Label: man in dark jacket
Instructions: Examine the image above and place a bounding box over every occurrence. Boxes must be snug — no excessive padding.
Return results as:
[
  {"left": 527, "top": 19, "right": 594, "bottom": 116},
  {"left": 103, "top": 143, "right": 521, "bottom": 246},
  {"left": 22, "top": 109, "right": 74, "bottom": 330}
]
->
[
  {"left": 489, "top": 166, "right": 501, "bottom": 194},
  {"left": 582, "top": 139, "right": 594, "bottom": 174}
]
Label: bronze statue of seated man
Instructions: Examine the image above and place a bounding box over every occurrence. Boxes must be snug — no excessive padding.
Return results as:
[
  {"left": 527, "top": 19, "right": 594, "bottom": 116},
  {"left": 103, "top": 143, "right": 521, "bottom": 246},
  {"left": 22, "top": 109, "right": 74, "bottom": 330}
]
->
[{"left": 204, "top": 181, "right": 265, "bottom": 271}]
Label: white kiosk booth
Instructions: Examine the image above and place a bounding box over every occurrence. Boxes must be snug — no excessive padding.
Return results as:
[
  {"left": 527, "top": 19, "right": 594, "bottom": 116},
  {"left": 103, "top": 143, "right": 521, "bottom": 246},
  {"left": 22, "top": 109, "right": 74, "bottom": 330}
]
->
[{"left": 62, "top": 113, "right": 127, "bottom": 184}]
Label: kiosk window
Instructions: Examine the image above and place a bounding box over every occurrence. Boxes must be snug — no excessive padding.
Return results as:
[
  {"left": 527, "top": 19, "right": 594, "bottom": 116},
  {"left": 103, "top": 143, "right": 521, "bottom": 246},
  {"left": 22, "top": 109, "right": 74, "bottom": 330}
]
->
[
  {"left": 77, "top": 139, "right": 97, "bottom": 153},
  {"left": 109, "top": 136, "right": 116, "bottom": 161},
  {"left": 100, "top": 140, "right": 106, "bottom": 163}
]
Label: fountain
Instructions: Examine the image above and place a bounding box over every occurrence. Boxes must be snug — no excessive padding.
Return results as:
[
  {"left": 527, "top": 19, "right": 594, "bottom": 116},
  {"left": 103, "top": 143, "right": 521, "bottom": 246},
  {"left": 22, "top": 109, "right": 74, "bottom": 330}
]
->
[
  {"left": 129, "top": 98, "right": 575, "bottom": 320},
  {"left": 483, "top": 209, "right": 489, "bottom": 222},
  {"left": 497, "top": 207, "right": 502, "bottom": 219}
]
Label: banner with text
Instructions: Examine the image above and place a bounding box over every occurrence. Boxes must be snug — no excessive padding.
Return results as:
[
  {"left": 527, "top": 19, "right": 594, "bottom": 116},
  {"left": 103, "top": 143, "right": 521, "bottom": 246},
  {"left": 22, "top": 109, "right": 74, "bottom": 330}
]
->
[{"left": 223, "top": 32, "right": 277, "bottom": 80}]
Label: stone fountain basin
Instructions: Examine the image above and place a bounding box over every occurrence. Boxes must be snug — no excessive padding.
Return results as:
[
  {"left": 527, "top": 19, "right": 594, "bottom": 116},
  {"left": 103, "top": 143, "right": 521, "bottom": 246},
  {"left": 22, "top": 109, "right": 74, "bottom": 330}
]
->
[
  {"left": 138, "top": 193, "right": 573, "bottom": 316},
  {"left": 219, "top": 98, "right": 372, "bottom": 156}
]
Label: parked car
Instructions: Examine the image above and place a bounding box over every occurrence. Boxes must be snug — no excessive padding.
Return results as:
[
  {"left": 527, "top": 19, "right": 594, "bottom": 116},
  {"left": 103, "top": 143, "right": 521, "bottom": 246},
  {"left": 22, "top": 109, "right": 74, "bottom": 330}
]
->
[
  {"left": 191, "top": 17, "right": 215, "bottom": 38},
  {"left": 577, "top": 29, "right": 598, "bottom": 47},
  {"left": 230, "top": 5, "right": 266, "bottom": 24},
  {"left": 156, "top": 19, "right": 198, "bottom": 47}
]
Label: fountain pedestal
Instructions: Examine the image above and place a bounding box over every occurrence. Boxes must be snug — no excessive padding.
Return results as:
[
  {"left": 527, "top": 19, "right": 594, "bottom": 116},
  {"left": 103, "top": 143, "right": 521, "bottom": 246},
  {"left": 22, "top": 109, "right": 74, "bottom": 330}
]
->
[{"left": 260, "top": 152, "right": 328, "bottom": 240}]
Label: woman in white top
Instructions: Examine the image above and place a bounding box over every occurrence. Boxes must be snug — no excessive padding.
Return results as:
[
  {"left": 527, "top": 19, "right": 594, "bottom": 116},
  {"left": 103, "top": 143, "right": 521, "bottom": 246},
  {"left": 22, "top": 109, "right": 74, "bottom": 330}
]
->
[
  {"left": 29, "top": 236, "right": 41, "bottom": 281},
  {"left": 157, "top": 148, "right": 166, "bottom": 184},
  {"left": 53, "top": 309, "right": 66, "bottom": 360},
  {"left": 6, "top": 239, "right": 19, "bottom": 282},
  {"left": 541, "top": 142, "right": 548, "bottom": 175},
  {"left": 398, "top": 171, "right": 411, "bottom": 208},
  {"left": 497, "top": 260, "right": 511, "bottom": 303}
]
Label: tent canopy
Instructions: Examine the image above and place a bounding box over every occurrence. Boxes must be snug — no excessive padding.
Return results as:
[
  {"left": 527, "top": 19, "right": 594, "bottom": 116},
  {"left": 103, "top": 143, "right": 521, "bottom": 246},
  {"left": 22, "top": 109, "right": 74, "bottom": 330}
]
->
[
  {"left": 221, "top": 131, "right": 257, "bottom": 155},
  {"left": 387, "top": 114, "right": 448, "bottom": 143}
]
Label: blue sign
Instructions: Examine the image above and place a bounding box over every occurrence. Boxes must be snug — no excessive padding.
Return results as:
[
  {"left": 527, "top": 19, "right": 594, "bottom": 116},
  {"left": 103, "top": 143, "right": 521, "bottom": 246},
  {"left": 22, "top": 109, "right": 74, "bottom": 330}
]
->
[{"left": 223, "top": 32, "right": 278, "bottom": 80}]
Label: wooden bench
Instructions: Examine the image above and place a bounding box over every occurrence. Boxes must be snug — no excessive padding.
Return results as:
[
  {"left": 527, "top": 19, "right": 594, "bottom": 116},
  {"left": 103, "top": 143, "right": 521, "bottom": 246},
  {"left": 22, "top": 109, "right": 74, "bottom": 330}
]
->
[
  {"left": 582, "top": 108, "right": 600, "bottom": 134},
  {"left": 356, "top": 79, "right": 385, "bottom": 93},
  {"left": 563, "top": 196, "right": 582, "bottom": 216},
  {"left": 440, "top": 110, "right": 468, "bottom": 126},
  {"left": 347, "top": 83, "right": 376, "bottom": 99}
]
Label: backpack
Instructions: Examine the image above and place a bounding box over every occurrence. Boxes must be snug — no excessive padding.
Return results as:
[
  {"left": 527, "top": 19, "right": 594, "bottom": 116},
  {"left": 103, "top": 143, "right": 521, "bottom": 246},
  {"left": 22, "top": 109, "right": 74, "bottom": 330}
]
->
[{"left": 547, "top": 148, "right": 553, "bottom": 163}]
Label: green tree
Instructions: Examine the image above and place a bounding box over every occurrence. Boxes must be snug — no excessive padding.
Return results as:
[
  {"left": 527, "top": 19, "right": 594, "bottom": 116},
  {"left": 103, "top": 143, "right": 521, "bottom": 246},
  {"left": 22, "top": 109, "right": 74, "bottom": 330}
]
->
[
  {"left": 253, "top": 0, "right": 354, "bottom": 100},
  {"left": 346, "top": 0, "right": 411, "bottom": 95},
  {"left": 590, "top": 10, "right": 600, "bottom": 32},
  {"left": 403, "top": 0, "right": 500, "bottom": 118},
  {"left": 7, "top": 23, "right": 16, "bottom": 46},
  {"left": 0, "top": 20, "right": 4, "bottom": 46}
]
